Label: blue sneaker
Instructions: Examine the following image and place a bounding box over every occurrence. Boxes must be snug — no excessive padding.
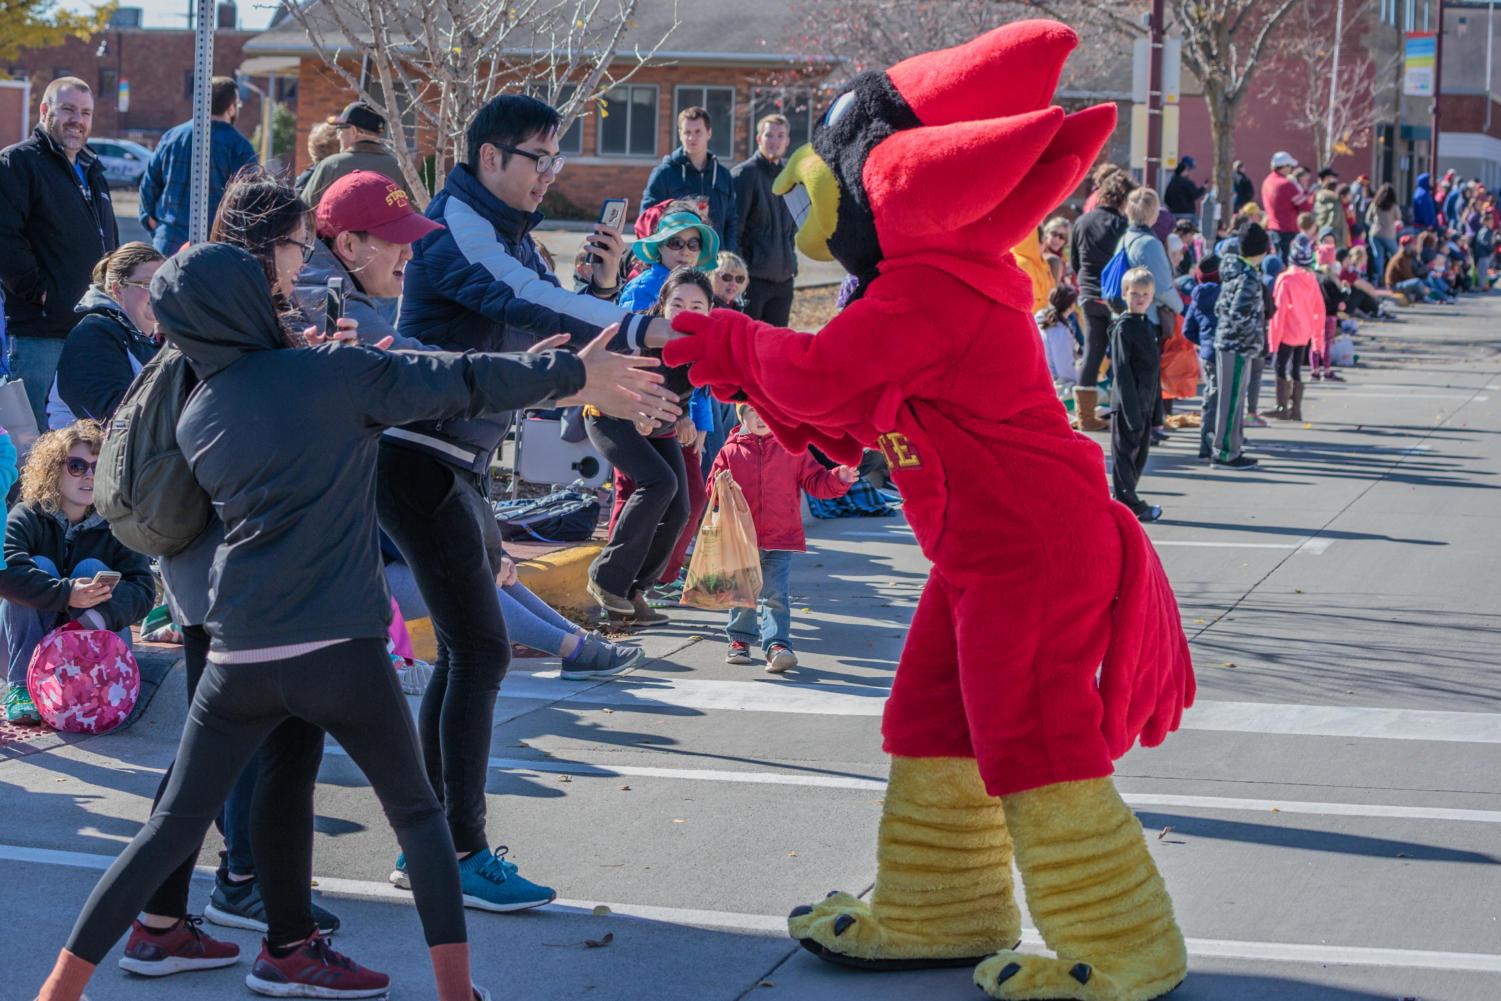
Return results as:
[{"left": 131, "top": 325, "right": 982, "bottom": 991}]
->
[{"left": 459, "top": 846, "right": 555, "bottom": 912}]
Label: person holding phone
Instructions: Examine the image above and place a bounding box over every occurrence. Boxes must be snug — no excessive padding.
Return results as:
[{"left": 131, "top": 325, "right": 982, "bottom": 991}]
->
[{"left": 0, "top": 420, "right": 153, "bottom": 725}]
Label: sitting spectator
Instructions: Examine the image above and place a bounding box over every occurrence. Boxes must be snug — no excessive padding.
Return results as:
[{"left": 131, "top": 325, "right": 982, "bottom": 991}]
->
[
  {"left": 710, "top": 403, "right": 855, "bottom": 672},
  {"left": 1385, "top": 236, "right": 1431, "bottom": 302},
  {"left": 46, "top": 243, "right": 164, "bottom": 428},
  {"left": 710, "top": 251, "right": 749, "bottom": 310},
  {"left": 0, "top": 421, "right": 152, "bottom": 724},
  {"left": 1338, "top": 247, "right": 1397, "bottom": 318},
  {"left": 1035, "top": 283, "right": 1080, "bottom": 390},
  {"left": 385, "top": 547, "right": 643, "bottom": 681},
  {"left": 617, "top": 208, "right": 719, "bottom": 312},
  {"left": 294, "top": 119, "right": 341, "bottom": 192},
  {"left": 293, "top": 171, "right": 442, "bottom": 345}
]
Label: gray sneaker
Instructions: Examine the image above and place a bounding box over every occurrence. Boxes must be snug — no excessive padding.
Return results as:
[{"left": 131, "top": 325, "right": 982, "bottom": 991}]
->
[
  {"left": 560, "top": 635, "right": 645, "bottom": 681},
  {"left": 205, "top": 874, "right": 340, "bottom": 937}
]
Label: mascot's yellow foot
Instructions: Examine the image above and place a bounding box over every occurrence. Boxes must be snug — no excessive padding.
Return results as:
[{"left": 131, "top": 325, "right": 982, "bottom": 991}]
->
[
  {"left": 974, "top": 777, "right": 1187, "bottom": 1001},
  {"left": 789, "top": 756, "right": 1020, "bottom": 970}
]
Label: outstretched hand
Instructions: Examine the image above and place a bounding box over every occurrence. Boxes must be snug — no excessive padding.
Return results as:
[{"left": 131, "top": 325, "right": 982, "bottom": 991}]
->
[{"left": 554, "top": 324, "right": 682, "bottom": 426}]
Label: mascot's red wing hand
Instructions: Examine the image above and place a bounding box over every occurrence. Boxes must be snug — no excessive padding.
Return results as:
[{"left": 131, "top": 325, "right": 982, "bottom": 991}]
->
[{"left": 1099, "top": 506, "right": 1198, "bottom": 757}]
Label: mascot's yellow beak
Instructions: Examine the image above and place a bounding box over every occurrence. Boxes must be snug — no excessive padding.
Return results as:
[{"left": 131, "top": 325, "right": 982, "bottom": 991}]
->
[{"left": 774, "top": 143, "right": 840, "bottom": 263}]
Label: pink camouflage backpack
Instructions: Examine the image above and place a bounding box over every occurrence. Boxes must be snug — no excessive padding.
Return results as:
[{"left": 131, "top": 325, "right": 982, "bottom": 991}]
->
[{"left": 26, "top": 622, "right": 140, "bottom": 733}]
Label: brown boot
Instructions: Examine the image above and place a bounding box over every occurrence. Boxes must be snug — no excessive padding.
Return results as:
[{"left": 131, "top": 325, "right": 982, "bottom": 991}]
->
[
  {"left": 1072, "top": 386, "right": 1108, "bottom": 431},
  {"left": 1289, "top": 380, "right": 1305, "bottom": 422},
  {"left": 1272, "top": 377, "right": 1291, "bottom": 419}
]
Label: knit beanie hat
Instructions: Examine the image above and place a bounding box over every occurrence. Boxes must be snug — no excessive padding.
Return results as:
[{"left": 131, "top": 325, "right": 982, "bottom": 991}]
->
[
  {"left": 1290, "top": 238, "right": 1316, "bottom": 267},
  {"left": 1194, "top": 254, "right": 1220, "bottom": 284},
  {"left": 1238, "top": 222, "right": 1270, "bottom": 257}
]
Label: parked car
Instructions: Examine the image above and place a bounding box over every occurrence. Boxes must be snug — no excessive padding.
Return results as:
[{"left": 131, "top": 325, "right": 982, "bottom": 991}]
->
[{"left": 88, "top": 138, "right": 154, "bottom": 188}]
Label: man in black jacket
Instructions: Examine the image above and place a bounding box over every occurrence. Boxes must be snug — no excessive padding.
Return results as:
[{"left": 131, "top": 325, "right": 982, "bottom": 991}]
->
[
  {"left": 0, "top": 77, "right": 120, "bottom": 428},
  {"left": 733, "top": 114, "right": 798, "bottom": 325}
]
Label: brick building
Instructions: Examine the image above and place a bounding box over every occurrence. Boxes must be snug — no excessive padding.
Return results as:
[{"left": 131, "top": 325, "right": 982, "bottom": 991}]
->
[
  {"left": 2, "top": 5, "right": 265, "bottom": 147},
  {"left": 242, "top": 0, "right": 834, "bottom": 218}
]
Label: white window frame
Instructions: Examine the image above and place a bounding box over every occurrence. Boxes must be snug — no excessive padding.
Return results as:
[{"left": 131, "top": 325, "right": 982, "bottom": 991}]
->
[
  {"left": 673, "top": 84, "right": 737, "bottom": 160},
  {"left": 596, "top": 83, "right": 659, "bottom": 159}
]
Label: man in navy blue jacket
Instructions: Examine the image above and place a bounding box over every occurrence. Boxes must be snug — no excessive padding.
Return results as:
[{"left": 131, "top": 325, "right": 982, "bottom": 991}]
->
[
  {"left": 641, "top": 106, "right": 738, "bottom": 252},
  {"left": 384, "top": 94, "right": 678, "bottom": 914},
  {"left": 138, "top": 77, "right": 257, "bottom": 253}
]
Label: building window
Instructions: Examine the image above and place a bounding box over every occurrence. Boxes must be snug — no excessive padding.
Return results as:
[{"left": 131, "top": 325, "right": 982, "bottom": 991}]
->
[
  {"left": 358, "top": 58, "right": 419, "bottom": 150},
  {"left": 547, "top": 85, "right": 584, "bottom": 155},
  {"left": 674, "top": 86, "right": 735, "bottom": 159},
  {"left": 99, "top": 68, "right": 118, "bottom": 100},
  {"left": 750, "top": 87, "right": 817, "bottom": 152},
  {"left": 597, "top": 84, "right": 657, "bottom": 157}
]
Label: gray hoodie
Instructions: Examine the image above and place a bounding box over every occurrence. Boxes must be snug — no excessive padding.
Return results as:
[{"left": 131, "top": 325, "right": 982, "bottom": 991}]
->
[{"left": 151, "top": 243, "right": 585, "bottom": 652}]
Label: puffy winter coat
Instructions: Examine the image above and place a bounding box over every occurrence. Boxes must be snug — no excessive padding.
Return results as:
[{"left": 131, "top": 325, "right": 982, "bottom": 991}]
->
[
  {"left": 1412, "top": 173, "right": 1438, "bottom": 229},
  {"left": 706, "top": 428, "right": 849, "bottom": 552},
  {"left": 1268, "top": 268, "right": 1326, "bottom": 353},
  {"left": 46, "top": 286, "right": 160, "bottom": 428},
  {"left": 643, "top": 147, "right": 738, "bottom": 252},
  {"left": 0, "top": 504, "right": 154, "bottom": 631},
  {"left": 732, "top": 153, "right": 797, "bottom": 282},
  {"left": 1213, "top": 254, "right": 1266, "bottom": 356},
  {"left": 1314, "top": 189, "right": 1350, "bottom": 249}
]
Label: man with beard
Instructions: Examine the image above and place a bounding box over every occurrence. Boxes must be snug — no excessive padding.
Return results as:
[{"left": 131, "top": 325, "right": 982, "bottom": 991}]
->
[
  {"left": 0, "top": 77, "right": 120, "bottom": 428},
  {"left": 139, "top": 76, "right": 258, "bottom": 254}
]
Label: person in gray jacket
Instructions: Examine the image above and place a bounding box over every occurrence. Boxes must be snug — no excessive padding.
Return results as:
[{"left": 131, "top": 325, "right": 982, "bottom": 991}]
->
[{"left": 1116, "top": 187, "right": 1183, "bottom": 336}]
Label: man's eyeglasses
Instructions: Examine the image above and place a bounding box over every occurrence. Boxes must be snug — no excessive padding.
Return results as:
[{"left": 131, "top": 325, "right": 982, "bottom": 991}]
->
[
  {"left": 64, "top": 458, "right": 98, "bottom": 478},
  {"left": 494, "top": 144, "right": 566, "bottom": 177},
  {"left": 281, "top": 237, "right": 316, "bottom": 263},
  {"left": 664, "top": 237, "right": 702, "bottom": 253}
]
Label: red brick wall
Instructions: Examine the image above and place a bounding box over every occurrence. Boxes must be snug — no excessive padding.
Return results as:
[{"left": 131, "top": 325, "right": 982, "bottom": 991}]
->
[
  {"left": 290, "top": 58, "right": 826, "bottom": 218},
  {"left": 3, "top": 29, "right": 261, "bottom": 144}
]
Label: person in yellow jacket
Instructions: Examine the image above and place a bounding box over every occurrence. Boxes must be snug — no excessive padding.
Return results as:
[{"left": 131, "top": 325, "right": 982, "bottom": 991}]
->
[{"left": 1012, "top": 226, "right": 1056, "bottom": 314}]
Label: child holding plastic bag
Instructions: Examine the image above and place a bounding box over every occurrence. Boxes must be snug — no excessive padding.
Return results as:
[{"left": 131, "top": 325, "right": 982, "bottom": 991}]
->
[{"left": 701, "top": 404, "right": 856, "bottom": 673}]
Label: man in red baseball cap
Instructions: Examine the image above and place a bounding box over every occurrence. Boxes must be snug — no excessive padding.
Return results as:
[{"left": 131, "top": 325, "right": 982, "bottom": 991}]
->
[{"left": 294, "top": 170, "right": 443, "bottom": 345}]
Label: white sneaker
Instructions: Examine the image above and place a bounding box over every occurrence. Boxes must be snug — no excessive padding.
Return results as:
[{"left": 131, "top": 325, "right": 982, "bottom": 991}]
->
[{"left": 766, "top": 644, "right": 798, "bottom": 674}]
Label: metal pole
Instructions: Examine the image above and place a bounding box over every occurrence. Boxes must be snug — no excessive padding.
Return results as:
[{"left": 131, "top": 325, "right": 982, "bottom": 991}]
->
[
  {"left": 1432, "top": 0, "right": 1446, "bottom": 175},
  {"left": 1486, "top": 0, "right": 1495, "bottom": 132},
  {"left": 1327, "top": 0, "right": 1346, "bottom": 166},
  {"left": 1145, "top": 0, "right": 1165, "bottom": 190},
  {"left": 187, "top": 0, "right": 215, "bottom": 244}
]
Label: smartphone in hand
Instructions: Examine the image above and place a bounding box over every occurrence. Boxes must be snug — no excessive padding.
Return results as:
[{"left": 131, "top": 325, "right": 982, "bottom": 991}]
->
[
  {"left": 324, "top": 276, "right": 345, "bottom": 336},
  {"left": 90, "top": 571, "right": 122, "bottom": 588},
  {"left": 591, "top": 198, "right": 629, "bottom": 264}
]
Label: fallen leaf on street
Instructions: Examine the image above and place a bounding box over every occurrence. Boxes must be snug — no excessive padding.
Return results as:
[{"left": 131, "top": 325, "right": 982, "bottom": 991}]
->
[
  {"left": 584, "top": 933, "right": 615, "bottom": 948},
  {"left": 620, "top": 785, "right": 632, "bottom": 791},
  {"left": 1221, "top": 662, "right": 1237, "bottom": 669},
  {"left": 1158, "top": 826, "right": 1173, "bottom": 840},
  {"left": 592, "top": 905, "right": 611, "bottom": 917},
  {"left": 673, "top": 818, "right": 685, "bottom": 824}
]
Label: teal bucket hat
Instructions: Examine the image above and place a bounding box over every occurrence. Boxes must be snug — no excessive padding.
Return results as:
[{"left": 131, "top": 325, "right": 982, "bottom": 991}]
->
[{"left": 633, "top": 211, "right": 719, "bottom": 267}]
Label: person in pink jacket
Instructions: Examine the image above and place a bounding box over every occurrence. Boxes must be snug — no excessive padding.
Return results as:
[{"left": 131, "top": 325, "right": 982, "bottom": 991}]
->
[
  {"left": 1268, "top": 239, "right": 1327, "bottom": 422},
  {"left": 706, "top": 403, "right": 856, "bottom": 672}
]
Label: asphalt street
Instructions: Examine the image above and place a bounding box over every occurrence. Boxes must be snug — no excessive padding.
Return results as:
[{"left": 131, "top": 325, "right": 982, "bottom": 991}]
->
[{"left": 3, "top": 297, "right": 1500, "bottom": 1000}]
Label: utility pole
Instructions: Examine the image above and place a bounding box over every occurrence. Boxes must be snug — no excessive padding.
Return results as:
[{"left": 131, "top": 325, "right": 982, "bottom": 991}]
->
[
  {"left": 1145, "top": 0, "right": 1165, "bottom": 189},
  {"left": 1326, "top": 0, "right": 1346, "bottom": 167},
  {"left": 1432, "top": 0, "right": 1446, "bottom": 175},
  {"left": 1486, "top": 0, "right": 1495, "bottom": 133}
]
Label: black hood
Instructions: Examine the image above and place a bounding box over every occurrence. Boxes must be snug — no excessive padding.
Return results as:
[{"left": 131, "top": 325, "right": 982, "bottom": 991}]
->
[{"left": 151, "top": 243, "right": 284, "bottom": 380}]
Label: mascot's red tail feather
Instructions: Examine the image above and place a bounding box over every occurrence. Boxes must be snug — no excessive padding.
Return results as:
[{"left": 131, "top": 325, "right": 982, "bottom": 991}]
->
[{"left": 1099, "top": 505, "right": 1197, "bottom": 759}]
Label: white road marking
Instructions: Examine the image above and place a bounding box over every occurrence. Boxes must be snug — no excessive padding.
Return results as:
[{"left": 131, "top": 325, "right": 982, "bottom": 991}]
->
[
  {"left": 1318, "top": 391, "right": 1487, "bottom": 401},
  {"left": 490, "top": 673, "right": 1501, "bottom": 744},
  {"left": 1151, "top": 538, "right": 1332, "bottom": 554},
  {"left": 320, "top": 746, "right": 1501, "bottom": 824},
  {"left": 4, "top": 844, "right": 1499, "bottom": 973}
]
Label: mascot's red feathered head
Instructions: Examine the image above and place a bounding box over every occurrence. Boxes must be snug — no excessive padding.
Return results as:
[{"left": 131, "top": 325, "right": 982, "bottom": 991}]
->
[{"left": 774, "top": 20, "right": 1116, "bottom": 293}]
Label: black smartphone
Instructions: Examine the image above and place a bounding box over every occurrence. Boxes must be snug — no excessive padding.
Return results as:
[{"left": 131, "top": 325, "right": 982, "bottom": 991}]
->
[
  {"left": 591, "top": 198, "right": 629, "bottom": 265},
  {"left": 324, "top": 276, "right": 345, "bottom": 336}
]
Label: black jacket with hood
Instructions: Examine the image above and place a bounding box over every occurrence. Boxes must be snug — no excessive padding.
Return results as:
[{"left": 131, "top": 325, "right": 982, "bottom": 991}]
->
[
  {"left": 731, "top": 152, "right": 798, "bottom": 283},
  {"left": 47, "top": 286, "right": 161, "bottom": 427},
  {"left": 0, "top": 503, "right": 154, "bottom": 632},
  {"left": 0, "top": 127, "right": 120, "bottom": 340},
  {"left": 642, "top": 146, "right": 738, "bottom": 252},
  {"left": 152, "top": 243, "right": 587, "bottom": 652}
]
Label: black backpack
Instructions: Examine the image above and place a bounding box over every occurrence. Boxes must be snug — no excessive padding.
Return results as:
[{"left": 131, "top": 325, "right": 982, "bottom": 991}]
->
[
  {"left": 493, "top": 485, "right": 599, "bottom": 543},
  {"left": 94, "top": 345, "right": 213, "bottom": 556}
]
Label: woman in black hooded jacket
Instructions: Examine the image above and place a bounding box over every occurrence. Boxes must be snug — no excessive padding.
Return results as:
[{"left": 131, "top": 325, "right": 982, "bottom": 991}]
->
[{"left": 34, "top": 242, "right": 680, "bottom": 1001}]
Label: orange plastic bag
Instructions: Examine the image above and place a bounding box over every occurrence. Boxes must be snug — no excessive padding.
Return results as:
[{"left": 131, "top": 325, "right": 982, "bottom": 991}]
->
[
  {"left": 1159, "top": 322, "right": 1201, "bottom": 401},
  {"left": 681, "top": 471, "right": 763, "bottom": 610}
]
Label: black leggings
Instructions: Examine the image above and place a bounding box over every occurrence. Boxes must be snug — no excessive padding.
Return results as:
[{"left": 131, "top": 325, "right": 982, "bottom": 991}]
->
[
  {"left": 1078, "top": 299, "right": 1113, "bottom": 387},
  {"left": 377, "top": 444, "right": 510, "bottom": 856},
  {"left": 142, "top": 626, "right": 320, "bottom": 945},
  {"left": 65, "top": 638, "right": 465, "bottom": 964},
  {"left": 586, "top": 416, "right": 689, "bottom": 597},
  {"left": 1275, "top": 342, "right": 1309, "bottom": 382}
]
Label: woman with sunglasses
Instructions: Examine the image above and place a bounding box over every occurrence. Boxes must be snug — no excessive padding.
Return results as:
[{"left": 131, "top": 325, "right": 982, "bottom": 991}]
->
[
  {"left": 46, "top": 243, "right": 166, "bottom": 430},
  {"left": 0, "top": 420, "right": 153, "bottom": 726}
]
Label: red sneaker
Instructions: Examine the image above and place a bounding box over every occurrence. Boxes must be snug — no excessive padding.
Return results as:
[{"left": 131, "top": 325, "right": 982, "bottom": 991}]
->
[
  {"left": 117, "top": 916, "right": 240, "bottom": 976},
  {"left": 245, "top": 931, "right": 390, "bottom": 998}
]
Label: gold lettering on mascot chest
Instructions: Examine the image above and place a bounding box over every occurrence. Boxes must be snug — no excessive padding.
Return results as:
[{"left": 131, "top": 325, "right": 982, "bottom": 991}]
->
[{"left": 878, "top": 432, "right": 922, "bottom": 469}]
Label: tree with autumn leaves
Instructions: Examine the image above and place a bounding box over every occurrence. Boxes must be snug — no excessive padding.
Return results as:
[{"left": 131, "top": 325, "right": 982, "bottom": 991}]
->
[{"left": 0, "top": 0, "right": 115, "bottom": 70}]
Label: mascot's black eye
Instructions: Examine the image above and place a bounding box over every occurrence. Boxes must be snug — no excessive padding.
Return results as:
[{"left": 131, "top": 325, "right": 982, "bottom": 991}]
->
[{"left": 823, "top": 91, "right": 856, "bottom": 129}]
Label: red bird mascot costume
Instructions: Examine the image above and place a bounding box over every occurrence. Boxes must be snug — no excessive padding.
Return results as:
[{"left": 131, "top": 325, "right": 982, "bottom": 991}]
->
[{"left": 663, "top": 20, "right": 1196, "bottom": 1001}]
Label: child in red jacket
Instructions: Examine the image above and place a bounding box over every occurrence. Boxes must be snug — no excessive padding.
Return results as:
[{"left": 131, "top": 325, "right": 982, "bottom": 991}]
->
[{"left": 707, "top": 404, "right": 856, "bottom": 672}]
